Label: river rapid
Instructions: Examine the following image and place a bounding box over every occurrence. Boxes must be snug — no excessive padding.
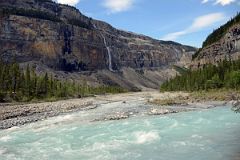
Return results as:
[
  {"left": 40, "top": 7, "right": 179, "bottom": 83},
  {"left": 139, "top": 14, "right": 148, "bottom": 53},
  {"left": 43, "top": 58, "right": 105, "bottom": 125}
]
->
[{"left": 0, "top": 100, "right": 239, "bottom": 160}]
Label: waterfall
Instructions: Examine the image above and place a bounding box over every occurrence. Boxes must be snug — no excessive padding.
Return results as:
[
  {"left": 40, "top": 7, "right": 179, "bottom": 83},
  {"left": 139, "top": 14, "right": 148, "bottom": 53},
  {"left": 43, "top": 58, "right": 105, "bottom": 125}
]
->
[
  {"left": 102, "top": 36, "right": 114, "bottom": 72},
  {"left": 92, "top": 24, "right": 114, "bottom": 72}
]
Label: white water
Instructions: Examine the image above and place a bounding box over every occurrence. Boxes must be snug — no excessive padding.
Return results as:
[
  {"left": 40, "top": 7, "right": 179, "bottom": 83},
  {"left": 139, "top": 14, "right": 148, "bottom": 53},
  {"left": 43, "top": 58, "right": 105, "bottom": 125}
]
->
[
  {"left": 0, "top": 106, "right": 240, "bottom": 160},
  {"left": 92, "top": 24, "right": 114, "bottom": 72}
]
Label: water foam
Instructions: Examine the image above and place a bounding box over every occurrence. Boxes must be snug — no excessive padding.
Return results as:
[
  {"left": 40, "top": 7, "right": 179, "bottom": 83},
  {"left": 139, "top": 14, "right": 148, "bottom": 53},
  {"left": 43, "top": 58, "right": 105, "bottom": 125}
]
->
[
  {"left": 169, "top": 121, "right": 179, "bottom": 129},
  {"left": 47, "top": 114, "right": 75, "bottom": 124},
  {"left": 194, "top": 117, "right": 211, "bottom": 124},
  {"left": 33, "top": 126, "right": 51, "bottom": 132},
  {"left": 191, "top": 134, "right": 202, "bottom": 139},
  {"left": 80, "top": 140, "right": 124, "bottom": 160},
  {"left": 6, "top": 126, "right": 19, "bottom": 131},
  {"left": 134, "top": 131, "right": 160, "bottom": 144},
  {"left": 144, "top": 120, "right": 152, "bottom": 127},
  {"left": 173, "top": 141, "right": 187, "bottom": 147},
  {"left": 58, "top": 115, "right": 74, "bottom": 122},
  {"left": 0, "top": 147, "right": 7, "bottom": 155},
  {"left": 0, "top": 135, "right": 12, "bottom": 142}
]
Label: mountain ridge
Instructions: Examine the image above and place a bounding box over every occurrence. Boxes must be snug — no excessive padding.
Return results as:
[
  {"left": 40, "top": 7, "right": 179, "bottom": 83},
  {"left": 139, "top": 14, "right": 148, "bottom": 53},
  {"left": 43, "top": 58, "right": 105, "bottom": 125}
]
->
[
  {"left": 0, "top": 0, "right": 196, "bottom": 90},
  {"left": 191, "top": 13, "right": 240, "bottom": 68}
]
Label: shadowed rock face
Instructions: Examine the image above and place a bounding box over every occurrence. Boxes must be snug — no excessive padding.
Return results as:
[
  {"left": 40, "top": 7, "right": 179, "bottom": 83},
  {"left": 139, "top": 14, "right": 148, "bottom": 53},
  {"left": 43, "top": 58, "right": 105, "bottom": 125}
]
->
[
  {"left": 0, "top": 0, "right": 196, "bottom": 73},
  {"left": 192, "top": 24, "right": 240, "bottom": 69}
]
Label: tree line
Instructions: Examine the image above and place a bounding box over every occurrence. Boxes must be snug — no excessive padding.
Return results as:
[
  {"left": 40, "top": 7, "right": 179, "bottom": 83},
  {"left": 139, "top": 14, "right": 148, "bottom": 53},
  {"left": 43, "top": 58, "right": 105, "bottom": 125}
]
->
[
  {"left": 202, "top": 12, "right": 240, "bottom": 48},
  {"left": 192, "top": 12, "right": 240, "bottom": 59},
  {"left": 0, "top": 7, "right": 61, "bottom": 22},
  {"left": 0, "top": 7, "right": 91, "bottom": 30},
  {"left": 160, "top": 59, "right": 240, "bottom": 92},
  {"left": 0, "top": 60, "right": 126, "bottom": 102}
]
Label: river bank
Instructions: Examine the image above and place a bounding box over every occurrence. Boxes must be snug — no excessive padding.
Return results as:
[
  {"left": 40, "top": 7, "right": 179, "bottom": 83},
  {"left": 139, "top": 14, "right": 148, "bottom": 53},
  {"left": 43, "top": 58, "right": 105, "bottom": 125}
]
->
[{"left": 0, "top": 91, "right": 233, "bottom": 130}]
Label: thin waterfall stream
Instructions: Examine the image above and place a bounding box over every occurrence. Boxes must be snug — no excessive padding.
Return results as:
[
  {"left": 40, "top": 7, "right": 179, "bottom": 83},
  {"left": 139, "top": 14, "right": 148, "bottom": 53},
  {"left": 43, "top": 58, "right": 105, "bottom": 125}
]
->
[{"left": 92, "top": 24, "right": 114, "bottom": 72}]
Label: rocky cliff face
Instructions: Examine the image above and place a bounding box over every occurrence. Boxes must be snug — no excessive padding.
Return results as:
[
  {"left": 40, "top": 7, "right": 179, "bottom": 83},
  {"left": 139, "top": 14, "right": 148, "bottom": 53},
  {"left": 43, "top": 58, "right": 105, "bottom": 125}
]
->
[
  {"left": 0, "top": 0, "right": 196, "bottom": 90},
  {"left": 191, "top": 24, "right": 240, "bottom": 69},
  {"left": 0, "top": 0, "right": 196, "bottom": 70}
]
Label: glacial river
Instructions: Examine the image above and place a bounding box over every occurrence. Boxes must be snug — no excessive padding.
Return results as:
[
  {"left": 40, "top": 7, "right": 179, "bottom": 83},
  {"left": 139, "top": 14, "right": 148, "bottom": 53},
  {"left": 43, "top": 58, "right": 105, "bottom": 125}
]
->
[{"left": 0, "top": 105, "right": 239, "bottom": 160}]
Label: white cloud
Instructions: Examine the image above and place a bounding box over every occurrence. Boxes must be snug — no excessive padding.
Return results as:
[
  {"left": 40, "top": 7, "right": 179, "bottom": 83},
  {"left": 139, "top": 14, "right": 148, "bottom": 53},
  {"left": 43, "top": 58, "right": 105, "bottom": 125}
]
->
[
  {"left": 162, "top": 31, "right": 186, "bottom": 41},
  {"left": 103, "top": 0, "right": 134, "bottom": 13},
  {"left": 162, "top": 13, "right": 225, "bottom": 41},
  {"left": 55, "top": 0, "right": 80, "bottom": 6},
  {"left": 214, "top": 0, "right": 235, "bottom": 5},
  {"left": 202, "top": 0, "right": 236, "bottom": 5},
  {"left": 189, "top": 13, "right": 225, "bottom": 30},
  {"left": 202, "top": 0, "right": 209, "bottom": 3}
]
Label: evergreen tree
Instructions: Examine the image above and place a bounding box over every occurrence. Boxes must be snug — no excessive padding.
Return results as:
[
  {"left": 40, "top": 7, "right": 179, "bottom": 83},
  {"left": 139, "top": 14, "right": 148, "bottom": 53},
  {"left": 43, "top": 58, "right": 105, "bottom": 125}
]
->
[
  {"left": 0, "top": 61, "right": 126, "bottom": 102},
  {"left": 31, "top": 67, "right": 38, "bottom": 97},
  {"left": 43, "top": 72, "right": 49, "bottom": 96},
  {"left": 11, "top": 62, "right": 20, "bottom": 93},
  {"left": 160, "top": 59, "right": 240, "bottom": 92},
  {"left": 25, "top": 65, "right": 31, "bottom": 98}
]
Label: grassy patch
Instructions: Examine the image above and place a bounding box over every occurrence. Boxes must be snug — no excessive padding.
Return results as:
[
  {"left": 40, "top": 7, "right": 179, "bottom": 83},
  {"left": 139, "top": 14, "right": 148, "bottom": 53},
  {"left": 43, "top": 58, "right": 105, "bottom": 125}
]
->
[
  {"left": 149, "top": 95, "right": 189, "bottom": 106},
  {"left": 190, "top": 89, "right": 240, "bottom": 101},
  {"left": 151, "top": 89, "right": 239, "bottom": 106},
  {"left": 150, "top": 99, "right": 176, "bottom": 106}
]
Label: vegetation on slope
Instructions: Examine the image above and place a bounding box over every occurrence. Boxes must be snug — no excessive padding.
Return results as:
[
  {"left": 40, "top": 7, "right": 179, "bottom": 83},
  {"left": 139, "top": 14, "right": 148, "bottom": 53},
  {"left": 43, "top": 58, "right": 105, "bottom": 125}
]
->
[
  {"left": 0, "top": 7, "right": 92, "bottom": 29},
  {"left": 161, "top": 59, "right": 240, "bottom": 92},
  {"left": 202, "top": 13, "right": 240, "bottom": 48},
  {"left": 0, "top": 59, "right": 127, "bottom": 102},
  {"left": 172, "top": 65, "right": 189, "bottom": 75},
  {"left": 192, "top": 12, "right": 240, "bottom": 59},
  {"left": 0, "top": 8, "right": 61, "bottom": 22}
]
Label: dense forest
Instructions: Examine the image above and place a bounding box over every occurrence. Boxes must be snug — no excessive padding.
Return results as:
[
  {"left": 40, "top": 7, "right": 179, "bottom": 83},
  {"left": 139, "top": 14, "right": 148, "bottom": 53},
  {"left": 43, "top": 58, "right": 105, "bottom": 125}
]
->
[
  {"left": 192, "top": 12, "right": 240, "bottom": 59},
  {"left": 160, "top": 59, "right": 240, "bottom": 92},
  {"left": 0, "top": 59, "right": 126, "bottom": 102}
]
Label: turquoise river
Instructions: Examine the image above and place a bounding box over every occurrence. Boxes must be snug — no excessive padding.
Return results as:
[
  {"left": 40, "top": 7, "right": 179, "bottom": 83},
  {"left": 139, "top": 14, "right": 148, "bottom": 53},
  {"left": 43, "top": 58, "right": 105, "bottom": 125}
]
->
[{"left": 0, "top": 106, "right": 240, "bottom": 160}]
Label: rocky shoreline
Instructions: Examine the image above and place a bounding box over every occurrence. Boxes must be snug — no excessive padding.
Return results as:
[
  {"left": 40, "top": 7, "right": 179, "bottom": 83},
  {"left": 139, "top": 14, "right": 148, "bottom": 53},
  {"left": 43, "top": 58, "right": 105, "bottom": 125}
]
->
[
  {"left": 0, "top": 99, "right": 95, "bottom": 129},
  {"left": 0, "top": 92, "right": 233, "bottom": 130}
]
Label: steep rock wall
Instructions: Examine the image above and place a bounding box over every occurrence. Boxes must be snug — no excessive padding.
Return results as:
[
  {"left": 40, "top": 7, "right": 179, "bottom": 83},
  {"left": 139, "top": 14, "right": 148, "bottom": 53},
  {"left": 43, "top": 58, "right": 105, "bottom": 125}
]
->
[
  {"left": 0, "top": 0, "right": 196, "bottom": 73},
  {"left": 191, "top": 24, "right": 240, "bottom": 68}
]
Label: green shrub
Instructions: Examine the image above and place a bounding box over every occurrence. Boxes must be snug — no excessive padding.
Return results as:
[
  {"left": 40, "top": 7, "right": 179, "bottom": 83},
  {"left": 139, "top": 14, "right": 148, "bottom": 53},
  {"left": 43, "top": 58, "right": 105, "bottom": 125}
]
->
[
  {"left": 0, "top": 8, "right": 61, "bottom": 22},
  {"left": 68, "top": 19, "right": 91, "bottom": 29}
]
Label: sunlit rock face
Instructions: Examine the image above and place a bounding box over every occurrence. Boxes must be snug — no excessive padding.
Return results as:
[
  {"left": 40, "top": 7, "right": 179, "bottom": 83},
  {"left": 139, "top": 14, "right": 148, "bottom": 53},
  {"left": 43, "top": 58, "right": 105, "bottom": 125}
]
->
[
  {"left": 191, "top": 24, "right": 240, "bottom": 69},
  {"left": 0, "top": 0, "right": 196, "bottom": 73}
]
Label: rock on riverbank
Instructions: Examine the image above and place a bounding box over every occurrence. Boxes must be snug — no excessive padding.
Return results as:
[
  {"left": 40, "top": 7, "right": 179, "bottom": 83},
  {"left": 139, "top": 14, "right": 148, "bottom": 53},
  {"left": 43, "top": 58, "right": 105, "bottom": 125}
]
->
[
  {"left": 0, "top": 91, "right": 230, "bottom": 130},
  {"left": 0, "top": 99, "right": 94, "bottom": 129}
]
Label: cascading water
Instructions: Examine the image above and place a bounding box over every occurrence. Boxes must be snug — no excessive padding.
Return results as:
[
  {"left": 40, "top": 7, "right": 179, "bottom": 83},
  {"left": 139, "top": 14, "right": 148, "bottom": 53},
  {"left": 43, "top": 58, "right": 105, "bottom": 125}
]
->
[
  {"left": 0, "top": 106, "right": 240, "bottom": 160},
  {"left": 92, "top": 24, "right": 114, "bottom": 72}
]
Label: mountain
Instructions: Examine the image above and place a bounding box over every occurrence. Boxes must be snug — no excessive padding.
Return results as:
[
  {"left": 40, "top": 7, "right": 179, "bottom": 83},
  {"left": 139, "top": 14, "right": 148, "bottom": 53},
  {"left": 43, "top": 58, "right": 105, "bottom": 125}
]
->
[
  {"left": 0, "top": 0, "right": 196, "bottom": 90},
  {"left": 191, "top": 13, "right": 240, "bottom": 68},
  {"left": 160, "top": 13, "right": 240, "bottom": 92}
]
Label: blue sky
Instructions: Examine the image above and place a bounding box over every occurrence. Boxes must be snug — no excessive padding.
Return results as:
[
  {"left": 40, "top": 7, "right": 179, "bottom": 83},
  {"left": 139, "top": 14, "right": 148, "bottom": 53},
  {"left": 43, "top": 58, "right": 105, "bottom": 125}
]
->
[{"left": 56, "top": 0, "right": 239, "bottom": 47}]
